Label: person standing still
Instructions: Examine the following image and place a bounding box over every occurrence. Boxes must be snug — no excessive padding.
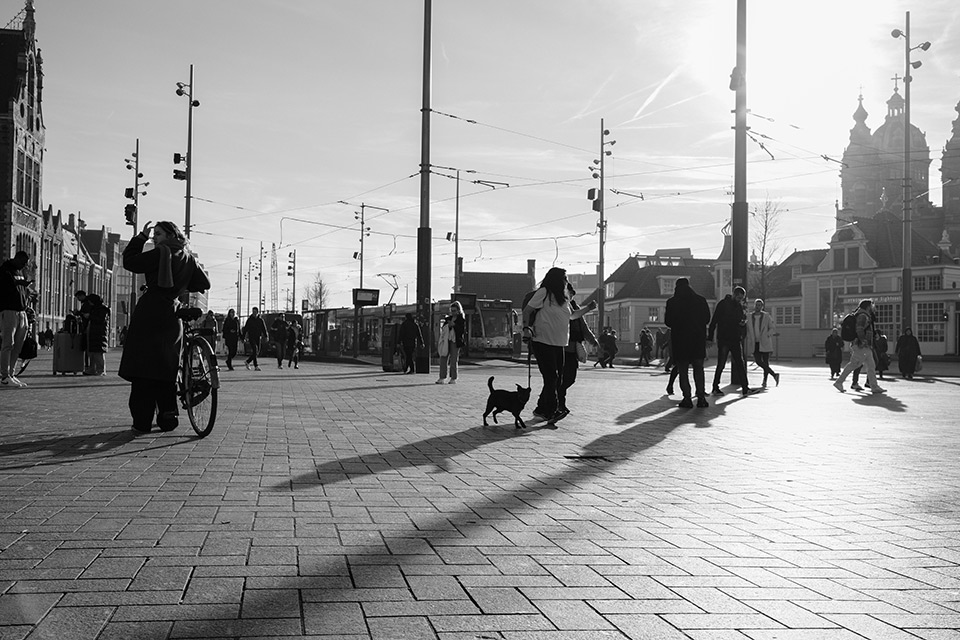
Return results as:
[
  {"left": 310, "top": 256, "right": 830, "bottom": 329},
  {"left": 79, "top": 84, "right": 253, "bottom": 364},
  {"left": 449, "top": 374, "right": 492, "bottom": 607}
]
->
[
  {"left": 222, "top": 309, "right": 241, "bottom": 371},
  {"left": 895, "top": 327, "right": 921, "bottom": 379},
  {"left": 118, "top": 221, "right": 210, "bottom": 432},
  {"left": 665, "top": 277, "right": 711, "bottom": 408},
  {"left": 833, "top": 299, "right": 886, "bottom": 394},
  {"left": 84, "top": 294, "right": 110, "bottom": 376},
  {"left": 242, "top": 307, "right": 268, "bottom": 371},
  {"left": 708, "top": 286, "right": 757, "bottom": 397},
  {"left": 824, "top": 328, "right": 844, "bottom": 379},
  {"left": 270, "top": 313, "right": 288, "bottom": 369},
  {"left": 436, "top": 301, "right": 465, "bottom": 384},
  {"left": 522, "top": 267, "right": 596, "bottom": 424},
  {"left": 398, "top": 313, "right": 423, "bottom": 374},
  {"left": 746, "top": 298, "right": 779, "bottom": 387},
  {"left": 286, "top": 319, "right": 302, "bottom": 369},
  {"left": 0, "top": 250, "right": 33, "bottom": 387}
]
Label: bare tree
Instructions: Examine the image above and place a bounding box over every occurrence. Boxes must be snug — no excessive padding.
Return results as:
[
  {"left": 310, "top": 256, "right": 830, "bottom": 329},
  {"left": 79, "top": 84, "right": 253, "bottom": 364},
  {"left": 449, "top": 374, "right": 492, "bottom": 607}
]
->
[
  {"left": 304, "top": 272, "right": 329, "bottom": 311},
  {"left": 749, "top": 198, "right": 785, "bottom": 300}
]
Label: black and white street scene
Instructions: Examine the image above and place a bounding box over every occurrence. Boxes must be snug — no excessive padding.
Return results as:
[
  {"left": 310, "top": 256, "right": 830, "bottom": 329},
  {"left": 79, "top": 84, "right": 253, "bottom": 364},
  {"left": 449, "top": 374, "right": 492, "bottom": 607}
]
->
[{"left": 3, "top": 2, "right": 960, "bottom": 639}]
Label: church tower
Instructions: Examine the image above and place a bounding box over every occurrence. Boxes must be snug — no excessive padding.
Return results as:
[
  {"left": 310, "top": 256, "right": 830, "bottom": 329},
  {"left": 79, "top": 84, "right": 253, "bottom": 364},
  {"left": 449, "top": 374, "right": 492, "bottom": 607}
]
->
[
  {"left": 941, "top": 99, "right": 960, "bottom": 247},
  {"left": 0, "top": 0, "right": 46, "bottom": 261},
  {"left": 840, "top": 94, "right": 880, "bottom": 222}
]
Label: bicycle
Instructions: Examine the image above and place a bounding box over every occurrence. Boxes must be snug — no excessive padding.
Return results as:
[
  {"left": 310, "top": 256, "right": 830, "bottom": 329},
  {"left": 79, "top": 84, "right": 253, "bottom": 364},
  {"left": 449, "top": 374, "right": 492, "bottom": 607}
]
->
[{"left": 176, "top": 307, "right": 220, "bottom": 437}]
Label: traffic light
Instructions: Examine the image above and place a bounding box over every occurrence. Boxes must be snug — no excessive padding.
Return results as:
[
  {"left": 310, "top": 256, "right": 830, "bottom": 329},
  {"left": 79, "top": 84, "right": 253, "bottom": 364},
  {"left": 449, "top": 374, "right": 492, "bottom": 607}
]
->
[
  {"left": 287, "top": 252, "right": 295, "bottom": 276},
  {"left": 124, "top": 187, "right": 135, "bottom": 199},
  {"left": 173, "top": 169, "right": 187, "bottom": 181},
  {"left": 124, "top": 204, "right": 137, "bottom": 226},
  {"left": 173, "top": 153, "right": 183, "bottom": 164}
]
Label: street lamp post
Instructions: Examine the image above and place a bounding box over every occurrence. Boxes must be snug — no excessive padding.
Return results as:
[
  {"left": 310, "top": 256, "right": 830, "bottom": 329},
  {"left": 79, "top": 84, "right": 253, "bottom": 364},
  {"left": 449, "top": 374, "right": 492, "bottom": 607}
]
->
[
  {"left": 236, "top": 248, "right": 243, "bottom": 314},
  {"left": 445, "top": 173, "right": 508, "bottom": 294},
  {"left": 892, "top": 12, "right": 931, "bottom": 335},
  {"left": 588, "top": 120, "right": 615, "bottom": 332},
  {"left": 339, "top": 201, "right": 387, "bottom": 358},
  {"left": 175, "top": 64, "right": 200, "bottom": 238}
]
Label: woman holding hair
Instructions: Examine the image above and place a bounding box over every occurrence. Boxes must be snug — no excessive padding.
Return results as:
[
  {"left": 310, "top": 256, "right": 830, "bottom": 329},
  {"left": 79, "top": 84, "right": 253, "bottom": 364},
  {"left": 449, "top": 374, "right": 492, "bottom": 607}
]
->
[
  {"left": 522, "top": 267, "right": 596, "bottom": 424},
  {"left": 436, "top": 300, "right": 465, "bottom": 384},
  {"left": 119, "top": 221, "right": 210, "bottom": 432}
]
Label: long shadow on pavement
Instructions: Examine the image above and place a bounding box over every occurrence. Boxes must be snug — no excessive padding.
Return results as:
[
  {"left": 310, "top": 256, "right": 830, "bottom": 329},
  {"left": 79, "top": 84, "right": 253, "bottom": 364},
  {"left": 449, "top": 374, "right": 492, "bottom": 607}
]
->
[{"left": 0, "top": 428, "right": 194, "bottom": 471}]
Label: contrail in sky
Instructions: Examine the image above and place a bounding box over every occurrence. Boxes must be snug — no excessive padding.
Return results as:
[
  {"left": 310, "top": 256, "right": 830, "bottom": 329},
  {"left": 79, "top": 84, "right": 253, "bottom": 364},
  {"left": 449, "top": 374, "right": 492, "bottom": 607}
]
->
[{"left": 620, "top": 65, "right": 684, "bottom": 124}]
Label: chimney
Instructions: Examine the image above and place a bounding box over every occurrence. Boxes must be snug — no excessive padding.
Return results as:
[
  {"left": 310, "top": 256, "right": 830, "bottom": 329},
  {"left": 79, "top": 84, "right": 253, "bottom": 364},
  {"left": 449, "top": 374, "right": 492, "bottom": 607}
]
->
[
  {"left": 68, "top": 213, "right": 75, "bottom": 230},
  {"left": 527, "top": 259, "right": 536, "bottom": 286}
]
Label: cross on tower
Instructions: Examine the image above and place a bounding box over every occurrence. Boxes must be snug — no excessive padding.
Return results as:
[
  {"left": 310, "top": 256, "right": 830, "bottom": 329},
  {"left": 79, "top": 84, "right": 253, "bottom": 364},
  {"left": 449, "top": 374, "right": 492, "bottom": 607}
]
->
[{"left": 891, "top": 73, "right": 902, "bottom": 91}]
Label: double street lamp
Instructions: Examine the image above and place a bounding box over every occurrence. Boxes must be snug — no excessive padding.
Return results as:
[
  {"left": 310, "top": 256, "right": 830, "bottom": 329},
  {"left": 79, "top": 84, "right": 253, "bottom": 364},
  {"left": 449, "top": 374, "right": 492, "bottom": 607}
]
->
[
  {"left": 588, "top": 120, "right": 615, "bottom": 331},
  {"left": 891, "top": 12, "right": 931, "bottom": 335},
  {"left": 174, "top": 64, "right": 200, "bottom": 238}
]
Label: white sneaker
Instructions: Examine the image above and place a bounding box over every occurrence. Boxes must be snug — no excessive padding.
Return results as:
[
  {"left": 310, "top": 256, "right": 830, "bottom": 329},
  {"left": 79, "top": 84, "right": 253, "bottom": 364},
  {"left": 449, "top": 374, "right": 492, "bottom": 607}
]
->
[
  {"left": 9, "top": 376, "right": 25, "bottom": 388},
  {"left": 448, "top": 379, "right": 457, "bottom": 385},
  {"left": 245, "top": 363, "right": 251, "bottom": 370},
  {"left": 435, "top": 378, "right": 446, "bottom": 384}
]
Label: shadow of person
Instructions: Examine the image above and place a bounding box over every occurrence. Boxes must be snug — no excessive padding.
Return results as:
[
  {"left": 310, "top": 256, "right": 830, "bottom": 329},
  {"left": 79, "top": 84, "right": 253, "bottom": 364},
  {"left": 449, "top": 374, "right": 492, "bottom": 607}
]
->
[
  {"left": 0, "top": 429, "right": 138, "bottom": 462},
  {"left": 852, "top": 393, "right": 907, "bottom": 412},
  {"left": 270, "top": 423, "right": 531, "bottom": 491}
]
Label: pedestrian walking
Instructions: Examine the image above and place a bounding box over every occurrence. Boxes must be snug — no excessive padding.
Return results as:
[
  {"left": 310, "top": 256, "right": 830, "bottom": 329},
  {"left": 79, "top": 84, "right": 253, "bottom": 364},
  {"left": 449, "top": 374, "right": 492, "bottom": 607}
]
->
[
  {"left": 521, "top": 267, "right": 596, "bottom": 424},
  {"left": 0, "top": 250, "right": 33, "bottom": 388},
  {"left": 824, "top": 328, "right": 844, "bottom": 379},
  {"left": 200, "top": 310, "right": 219, "bottom": 352},
  {"left": 398, "top": 313, "right": 422, "bottom": 374},
  {"left": 436, "top": 301, "right": 465, "bottom": 384},
  {"left": 558, "top": 285, "right": 598, "bottom": 417},
  {"left": 895, "top": 327, "right": 922, "bottom": 379},
  {"left": 745, "top": 298, "right": 780, "bottom": 387},
  {"left": 286, "top": 319, "right": 302, "bottom": 369},
  {"left": 660, "top": 327, "right": 673, "bottom": 373},
  {"left": 708, "top": 286, "right": 757, "bottom": 397},
  {"left": 833, "top": 299, "right": 886, "bottom": 394},
  {"left": 664, "top": 277, "right": 711, "bottom": 408},
  {"left": 270, "top": 313, "right": 289, "bottom": 369},
  {"left": 83, "top": 294, "right": 110, "bottom": 376},
  {"left": 242, "top": 307, "right": 268, "bottom": 371},
  {"left": 222, "top": 309, "right": 241, "bottom": 370},
  {"left": 118, "top": 220, "right": 211, "bottom": 432},
  {"left": 637, "top": 327, "right": 653, "bottom": 366},
  {"left": 599, "top": 328, "right": 619, "bottom": 367},
  {"left": 874, "top": 331, "right": 890, "bottom": 380}
]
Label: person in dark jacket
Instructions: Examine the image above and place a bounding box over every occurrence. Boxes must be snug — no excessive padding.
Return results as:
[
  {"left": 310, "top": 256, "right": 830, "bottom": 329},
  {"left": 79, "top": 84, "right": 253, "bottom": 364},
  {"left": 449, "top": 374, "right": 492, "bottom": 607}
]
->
[
  {"left": 0, "top": 250, "right": 33, "bottom": 387},
  {"left": 84, "top": 294, "right": 110, "bottom": 376},
  {"left": 664, "top": 277, "right": 711, "bottom": 408},
  {"left": 707, "top": 286, "right": 756, "bottom": 397},
  {"left": 270, "top": 313, "right": 289, "bottom": 369},
  {"left": 824, "top": 328, "right": 844, "bottom": 379},
  {"left": 398, "top": 313, "right": 423, "bottom": 374},
  {"left": 895, "top": 327, "right": 921, "bottom": 379},
  {"left": 222, "top": 309, "right": 241, "bottom": 370},
  {"left": 242, "top": 307, "right": 268, "bottom": 371},
  {"left": 286, "top": 319, "right": 302, "bottom": 369},
  {"left": 119, "top": 221, "right": 210, "bottom": 432}
]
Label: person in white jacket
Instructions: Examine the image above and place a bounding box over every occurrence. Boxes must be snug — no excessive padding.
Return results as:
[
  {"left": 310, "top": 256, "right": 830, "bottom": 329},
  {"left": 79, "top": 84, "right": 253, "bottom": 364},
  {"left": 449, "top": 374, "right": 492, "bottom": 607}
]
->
[{"left": 745, "top": 298, "right": 780, "bottom": 387}]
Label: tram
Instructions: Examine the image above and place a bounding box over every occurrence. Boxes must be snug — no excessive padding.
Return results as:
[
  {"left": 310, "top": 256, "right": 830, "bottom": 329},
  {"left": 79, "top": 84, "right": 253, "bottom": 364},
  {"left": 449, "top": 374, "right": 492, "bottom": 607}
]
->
[{"left": 301, "top": 297, "right": 518, "bottom": 359}]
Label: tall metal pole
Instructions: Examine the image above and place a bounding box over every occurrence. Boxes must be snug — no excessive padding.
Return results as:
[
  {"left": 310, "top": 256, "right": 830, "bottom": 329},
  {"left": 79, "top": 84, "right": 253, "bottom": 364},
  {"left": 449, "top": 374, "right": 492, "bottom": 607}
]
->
[
  {"left": 246, "top": 257, "right": 252, "bottom": 317},
  {"left": 901, "top": 11, "right": 913, "bottom": 335},
  {"left": 454, "top": 169, "right": 460, "bottom": 293},
  {"left": 184, "top": 64, "right": 195, "bottom": 238},
  {"left": 415, "top": 0, "right": 433, "bottom": 373},
  {"left": 731, "top": 0, "right": 749, "bottom": 289},
  {"left": 237, "top": 247, "right": 243, "bottom": 313},
  {"left": 290, "top": 249, "right": 296, "bottom": 312},
  {"left": 258, "top": 241, "right": 264, "bottom": 310},
  {"left": 598, "top": 119, "right": 606, "bottom": 332}
]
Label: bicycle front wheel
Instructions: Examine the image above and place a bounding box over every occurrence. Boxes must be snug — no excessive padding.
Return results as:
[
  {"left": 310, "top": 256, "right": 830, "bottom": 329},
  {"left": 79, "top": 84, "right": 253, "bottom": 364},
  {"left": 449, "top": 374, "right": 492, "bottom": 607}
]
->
[{"left": 185, "top": 336, "right": 219, "bottom": 437}]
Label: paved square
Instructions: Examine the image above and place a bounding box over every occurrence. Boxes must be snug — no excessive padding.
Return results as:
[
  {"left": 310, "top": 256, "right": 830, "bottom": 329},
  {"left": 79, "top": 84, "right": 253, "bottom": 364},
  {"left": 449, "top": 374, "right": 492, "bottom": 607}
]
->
[{"left": 2, "top": 355, "right": 959, "bottom": 639}]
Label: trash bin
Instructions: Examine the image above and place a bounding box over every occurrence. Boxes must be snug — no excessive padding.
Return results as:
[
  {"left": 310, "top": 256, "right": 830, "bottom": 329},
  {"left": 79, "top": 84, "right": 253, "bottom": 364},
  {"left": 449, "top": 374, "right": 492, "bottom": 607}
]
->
[{"left": 381, "top": 322, "right": 402, "bottom": 372}]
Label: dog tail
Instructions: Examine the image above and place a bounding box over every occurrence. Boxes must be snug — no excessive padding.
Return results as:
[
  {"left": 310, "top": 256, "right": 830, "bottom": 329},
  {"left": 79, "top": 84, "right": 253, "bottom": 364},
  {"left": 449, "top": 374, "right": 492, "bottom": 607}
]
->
[{"left": 487, "top": 376, "right": 495, "bottom": 392}]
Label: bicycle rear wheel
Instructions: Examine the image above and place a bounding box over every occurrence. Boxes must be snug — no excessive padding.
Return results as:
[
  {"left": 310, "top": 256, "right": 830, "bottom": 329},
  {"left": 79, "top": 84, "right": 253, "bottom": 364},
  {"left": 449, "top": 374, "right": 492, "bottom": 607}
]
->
[{"left": 184, "top": 336, "right": 219, "bottom": 437}]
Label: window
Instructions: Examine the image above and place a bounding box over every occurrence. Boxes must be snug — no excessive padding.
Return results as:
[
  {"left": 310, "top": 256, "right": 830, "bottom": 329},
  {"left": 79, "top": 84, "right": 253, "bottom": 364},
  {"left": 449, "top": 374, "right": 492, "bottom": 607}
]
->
[
  {"left": 914, "top": 275, "right": 942, "bottom": 291},
  {"left": 846, "top": 247, "right": 859, "bottom": 270},
  {"left": 930, "top": 275, "right": 943, "bottom": 290},
  {"left": 648, "top": 307, "right": 660, "bottom": 323},
  {"left": 791, "top": 265, "right": 802, "bottom": 280},
  {"left": 874, "top": 303, "right": 900, "bottom": 340},
  {"left": 914, "top": 276, "right": 928, "bottom": 291},
  {"left": 605, "top": 282, "right": 616, "bottom": 298},
  {"left": 833, "top": 248, "right": 845, "bottom": 270},
  {"left": 660, "top": 279, "right": 676, "bottom": 296},
  {"left": 916, "top": 302, "right": 945, "bottom": 342},
  {"left": 774, "top": 306, "right": 800, "bottom": 326}
]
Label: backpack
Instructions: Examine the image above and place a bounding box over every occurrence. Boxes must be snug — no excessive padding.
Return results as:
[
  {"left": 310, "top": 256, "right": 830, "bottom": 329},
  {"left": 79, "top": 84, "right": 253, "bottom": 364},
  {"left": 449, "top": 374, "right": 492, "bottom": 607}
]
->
[
  {"left": 840, "top": 312, "right": 858, "bottom": 342},
  {"left": 521, "top": 289, "right": 540, "bottom": 328}
]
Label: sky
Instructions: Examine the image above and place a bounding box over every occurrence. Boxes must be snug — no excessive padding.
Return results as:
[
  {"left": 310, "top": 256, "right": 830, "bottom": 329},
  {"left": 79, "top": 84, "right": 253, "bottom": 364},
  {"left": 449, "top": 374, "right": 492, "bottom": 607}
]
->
[{"left": 14, "top": 0, "right": 960, "bottom": 310}]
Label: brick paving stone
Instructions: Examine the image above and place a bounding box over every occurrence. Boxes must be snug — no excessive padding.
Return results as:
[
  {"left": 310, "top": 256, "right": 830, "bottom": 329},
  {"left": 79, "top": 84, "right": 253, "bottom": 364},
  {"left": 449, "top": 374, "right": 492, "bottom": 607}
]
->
[
  {"left": 20, "top": 605, "right": 112, "bottom": 640},
  {"left": 0, "top": 593, "right": 60, "bottom": 625}
]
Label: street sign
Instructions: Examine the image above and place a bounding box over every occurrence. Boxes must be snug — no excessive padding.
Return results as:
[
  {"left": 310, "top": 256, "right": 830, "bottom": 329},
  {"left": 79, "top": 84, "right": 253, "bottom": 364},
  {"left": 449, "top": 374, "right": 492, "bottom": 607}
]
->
[{"left": 352, "top": 288, "right": 380, "bottom": 307}]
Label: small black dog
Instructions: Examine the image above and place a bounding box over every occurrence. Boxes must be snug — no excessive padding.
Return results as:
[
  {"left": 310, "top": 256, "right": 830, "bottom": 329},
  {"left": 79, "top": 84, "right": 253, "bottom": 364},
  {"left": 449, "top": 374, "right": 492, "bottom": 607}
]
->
[{"left": 483, "top": 376, "right": 531, "bottom": 429}]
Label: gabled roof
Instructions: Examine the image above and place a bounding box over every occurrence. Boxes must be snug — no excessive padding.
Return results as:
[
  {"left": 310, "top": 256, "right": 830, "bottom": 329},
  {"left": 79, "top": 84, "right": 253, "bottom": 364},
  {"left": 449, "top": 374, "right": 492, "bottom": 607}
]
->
[
  {"left": 759, "top": 249, "right": 828, "bottom": 298},
  {"left": 848, "top": 211, "right": 948, "bottom": 268},
  {"left": 584, "top": 257, "right": 715, "bottom": 303},
  {"left": 459, "top": 271, "right": 535, "bottom": 307}
]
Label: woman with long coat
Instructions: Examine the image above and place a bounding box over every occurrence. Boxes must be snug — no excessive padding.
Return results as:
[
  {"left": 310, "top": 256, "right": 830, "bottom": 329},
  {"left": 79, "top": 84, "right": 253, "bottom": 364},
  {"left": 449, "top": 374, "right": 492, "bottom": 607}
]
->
[
  {"left": 119, "top": 221, "right": 210, "bottom": 432},
  {"left": 84, "top": 294, "right": 110, "bottom": 376},
  {"left": 824, "top": 328, "right": 844, "bottom": 379},
  {"left": 745, "top": 298, "right": 779, "bottom": 387},
  {"left": 895, "top": 327, "right": 921, "bottom": 379}
]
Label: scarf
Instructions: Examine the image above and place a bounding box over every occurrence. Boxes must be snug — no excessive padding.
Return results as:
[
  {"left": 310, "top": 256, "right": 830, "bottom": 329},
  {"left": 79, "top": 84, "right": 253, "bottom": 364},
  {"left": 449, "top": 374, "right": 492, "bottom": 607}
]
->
[{"left": 155, "top": 231, "right": 186, "bottom": 289}]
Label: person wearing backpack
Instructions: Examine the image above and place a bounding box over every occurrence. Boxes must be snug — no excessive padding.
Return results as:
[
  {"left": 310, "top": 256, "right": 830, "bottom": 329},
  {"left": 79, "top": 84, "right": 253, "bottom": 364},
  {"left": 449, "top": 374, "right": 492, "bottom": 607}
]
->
[
  {"left": 522, "top": 267, "right": 596, "bottom": 425},
  {"left": 833, "top": 299, "right": 886, "bottom": 394}
]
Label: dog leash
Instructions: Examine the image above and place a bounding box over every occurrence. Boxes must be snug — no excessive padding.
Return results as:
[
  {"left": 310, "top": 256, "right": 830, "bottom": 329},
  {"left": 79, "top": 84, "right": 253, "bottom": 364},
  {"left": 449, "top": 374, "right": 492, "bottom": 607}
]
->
[{"left": 526, "top": 343, "right": 532, "bottom": 388}]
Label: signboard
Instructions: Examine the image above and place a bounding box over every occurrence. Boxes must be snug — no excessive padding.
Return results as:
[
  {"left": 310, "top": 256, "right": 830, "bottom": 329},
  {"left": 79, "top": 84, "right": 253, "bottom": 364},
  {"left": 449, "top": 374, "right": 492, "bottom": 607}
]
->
[
  {"left": 452, "top": 292, "right": 477, "bottom": 311},
  {"left": 302, "top": 299, "right": 309, "bottom": 312},
  {"left": 352, "top": 288, "right": 380, "bottom": 307}
]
